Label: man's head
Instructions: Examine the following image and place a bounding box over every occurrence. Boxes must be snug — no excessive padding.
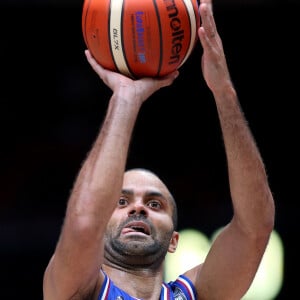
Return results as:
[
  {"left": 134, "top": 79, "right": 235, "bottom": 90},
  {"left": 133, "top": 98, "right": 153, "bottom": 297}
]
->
[{"left": 104, "top": 168, "right": 179, "bottom": 269}]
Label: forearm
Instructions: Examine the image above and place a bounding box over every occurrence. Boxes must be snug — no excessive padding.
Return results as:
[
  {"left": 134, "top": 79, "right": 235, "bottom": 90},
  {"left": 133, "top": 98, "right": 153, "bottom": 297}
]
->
[
  {"left": 43, "top": 90, "right": 143, "bottom": 299},
  {"left": 66, "top": 91, "right": 142, "bottom": 230},
  {"left": 213, "top": 85, "right": 275, "bottom": 234}
]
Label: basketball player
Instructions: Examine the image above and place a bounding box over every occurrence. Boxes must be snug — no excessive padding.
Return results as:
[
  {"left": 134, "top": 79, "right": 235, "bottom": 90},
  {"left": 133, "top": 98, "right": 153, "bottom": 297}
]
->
[{"left": 43, "top": 0, "right": 275, "bottom": 299}]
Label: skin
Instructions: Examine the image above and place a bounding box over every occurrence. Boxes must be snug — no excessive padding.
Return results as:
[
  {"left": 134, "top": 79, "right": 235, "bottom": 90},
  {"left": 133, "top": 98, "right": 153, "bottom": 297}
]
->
[{"left": 43, "top": 1, "right": 275, "bottom": 300}]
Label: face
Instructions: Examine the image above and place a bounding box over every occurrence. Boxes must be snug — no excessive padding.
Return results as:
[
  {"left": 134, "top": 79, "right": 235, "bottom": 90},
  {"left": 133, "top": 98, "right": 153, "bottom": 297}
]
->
[{"left": 104, "top": 169, "right": 179, "bottom": 268}]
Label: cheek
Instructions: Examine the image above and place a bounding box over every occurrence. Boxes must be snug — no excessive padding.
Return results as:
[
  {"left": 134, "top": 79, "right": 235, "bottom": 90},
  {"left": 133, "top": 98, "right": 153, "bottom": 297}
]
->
[{"left": 153, "top": 214, "right": 174, "bottom": 233}]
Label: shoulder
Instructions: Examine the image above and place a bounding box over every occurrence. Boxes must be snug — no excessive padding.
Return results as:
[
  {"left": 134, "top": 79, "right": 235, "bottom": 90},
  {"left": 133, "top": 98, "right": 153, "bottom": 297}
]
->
[{"left": 164, "top": 274, "right": 197, "bottom": 300}]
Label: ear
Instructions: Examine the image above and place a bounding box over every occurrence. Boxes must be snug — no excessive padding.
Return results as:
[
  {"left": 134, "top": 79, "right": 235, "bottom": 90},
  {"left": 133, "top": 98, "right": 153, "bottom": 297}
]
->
[{"left": 168, "top": 231, "right": 179, "bottom": 253}]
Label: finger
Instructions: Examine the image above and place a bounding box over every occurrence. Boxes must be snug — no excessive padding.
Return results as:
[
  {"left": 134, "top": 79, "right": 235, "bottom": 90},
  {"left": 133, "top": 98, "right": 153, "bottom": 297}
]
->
[
  {"left": 199, "top": 3, "right": 217, "bottom": 39},
  {"left": 200, "top": 0, "right": 213, "bottom": 13},
  {"left": 198, "top": 26, "right": 210, "bottom": 50},
  {"left": 84, "top": 49, "right": 112, "bottom": 84},
  {"left": 85, "top": 49, "right": 103, "bottom": 72}
]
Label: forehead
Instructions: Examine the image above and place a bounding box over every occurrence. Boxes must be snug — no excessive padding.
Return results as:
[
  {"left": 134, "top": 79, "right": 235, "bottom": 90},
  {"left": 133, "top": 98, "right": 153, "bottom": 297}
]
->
[{"left": 123, "top": 170, "right": 170, "bottom": 197}]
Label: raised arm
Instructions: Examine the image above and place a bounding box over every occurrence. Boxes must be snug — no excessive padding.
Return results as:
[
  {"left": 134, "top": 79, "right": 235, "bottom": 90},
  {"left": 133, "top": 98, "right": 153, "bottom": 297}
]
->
[
  {"left": 43, "top": 50, "right": 179, "bottom": 300},
  {"left": 186, "top": 1, "right": 275, "bottom": 299}
]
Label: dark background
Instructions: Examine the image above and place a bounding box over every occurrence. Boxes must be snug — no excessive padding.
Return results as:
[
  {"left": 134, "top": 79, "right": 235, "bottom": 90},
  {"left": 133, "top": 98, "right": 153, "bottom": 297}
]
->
[{"left": 1, "top": 0, "right": 298, "bottom": 299}]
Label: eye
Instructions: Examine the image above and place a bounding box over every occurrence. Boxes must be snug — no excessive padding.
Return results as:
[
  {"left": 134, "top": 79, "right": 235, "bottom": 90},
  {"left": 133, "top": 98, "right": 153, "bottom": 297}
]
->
[
  {"left": 118, "top": 197, "right": 128, "bottom": 207},
  {"left": 147, "top": 200, "right": 161, "bottom": 209}
]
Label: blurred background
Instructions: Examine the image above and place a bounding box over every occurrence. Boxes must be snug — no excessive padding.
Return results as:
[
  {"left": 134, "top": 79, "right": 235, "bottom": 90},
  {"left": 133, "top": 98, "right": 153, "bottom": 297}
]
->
[{"left": 1, "top": 0, "right": 298, "bottom": 299}]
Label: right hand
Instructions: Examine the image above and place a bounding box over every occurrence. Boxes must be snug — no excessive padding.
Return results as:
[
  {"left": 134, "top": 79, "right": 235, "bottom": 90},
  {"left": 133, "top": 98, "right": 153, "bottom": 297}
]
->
[{"left": 85, "top": 49, "right": 179, "bottom": 104}]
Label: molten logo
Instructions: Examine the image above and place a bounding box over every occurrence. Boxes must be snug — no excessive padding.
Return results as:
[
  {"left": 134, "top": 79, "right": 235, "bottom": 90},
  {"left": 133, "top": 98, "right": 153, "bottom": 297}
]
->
[{"left": 164, "top": 0, "right": 185, "bottom": 65}]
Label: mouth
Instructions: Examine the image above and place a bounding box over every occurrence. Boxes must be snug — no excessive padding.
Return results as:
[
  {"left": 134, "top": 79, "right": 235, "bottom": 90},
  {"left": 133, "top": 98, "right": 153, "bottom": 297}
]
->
[{"left": 122, "top": 221, "right": 151, "bottom": 235}]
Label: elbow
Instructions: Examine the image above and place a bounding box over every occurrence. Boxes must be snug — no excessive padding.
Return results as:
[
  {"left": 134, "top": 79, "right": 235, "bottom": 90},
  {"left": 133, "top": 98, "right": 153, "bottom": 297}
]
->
[
  {"left": 255, "top": 195, "right": 275, "bottom": 242},
  {"left": 254, "top": 192, "right": 276, "bottom": 242},
  {"left": 262, "top": 190, "right": 276, "bottom": 235},
  {"left": 235, "top": 189, "right": 276, "bottom": 241}
]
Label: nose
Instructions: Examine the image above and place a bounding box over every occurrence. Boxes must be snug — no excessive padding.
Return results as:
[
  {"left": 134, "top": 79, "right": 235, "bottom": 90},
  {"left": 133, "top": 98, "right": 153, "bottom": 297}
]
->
[{"left": 128, "top": 201, "right": 147, "bottom": 217}]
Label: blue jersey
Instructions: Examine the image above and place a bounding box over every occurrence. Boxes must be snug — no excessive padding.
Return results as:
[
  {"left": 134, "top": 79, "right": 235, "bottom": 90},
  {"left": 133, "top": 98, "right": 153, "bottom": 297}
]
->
[{"left": 98, "top": 272, "right": 197, "bottom": 300}]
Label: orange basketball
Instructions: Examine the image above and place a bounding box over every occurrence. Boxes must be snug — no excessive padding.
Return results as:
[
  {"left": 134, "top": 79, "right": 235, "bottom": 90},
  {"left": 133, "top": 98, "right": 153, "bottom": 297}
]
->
[{"left": 82, "top": 0, "right": 200, "bottom": 78}]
